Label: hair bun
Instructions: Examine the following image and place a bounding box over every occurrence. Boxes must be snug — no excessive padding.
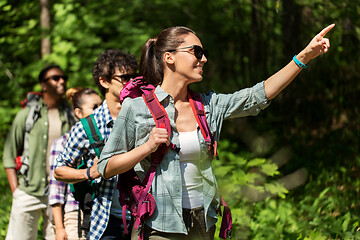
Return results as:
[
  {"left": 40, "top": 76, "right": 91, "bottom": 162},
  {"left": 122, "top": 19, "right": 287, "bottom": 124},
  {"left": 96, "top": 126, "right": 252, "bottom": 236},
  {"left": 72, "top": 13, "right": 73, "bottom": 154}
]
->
[{"left": 66, "top": 87, "right": 83, "bottom": 103}]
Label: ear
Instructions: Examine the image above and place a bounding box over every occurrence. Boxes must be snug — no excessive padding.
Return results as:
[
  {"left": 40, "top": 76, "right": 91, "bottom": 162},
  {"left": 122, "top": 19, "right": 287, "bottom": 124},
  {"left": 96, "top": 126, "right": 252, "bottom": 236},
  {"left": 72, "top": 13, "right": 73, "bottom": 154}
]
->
[
  {"left": 40, "top": 82, "right": 47, "bottom": 92},
  {"left": 74, "top": 108, "right": 83, "bottom": 119},
  {"left": 163, "top": 52, "right": 175, "bottom": 64},
  {"left": 99, "top": 77, "right": 110, "bottom": 90}
]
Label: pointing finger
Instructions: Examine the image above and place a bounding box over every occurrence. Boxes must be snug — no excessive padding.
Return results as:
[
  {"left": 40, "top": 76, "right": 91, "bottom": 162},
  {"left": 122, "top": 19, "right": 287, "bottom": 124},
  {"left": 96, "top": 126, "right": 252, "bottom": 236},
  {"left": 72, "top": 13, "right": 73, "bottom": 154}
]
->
[{"left": 319, "top": 23, "right": 335, "bottom": 37}]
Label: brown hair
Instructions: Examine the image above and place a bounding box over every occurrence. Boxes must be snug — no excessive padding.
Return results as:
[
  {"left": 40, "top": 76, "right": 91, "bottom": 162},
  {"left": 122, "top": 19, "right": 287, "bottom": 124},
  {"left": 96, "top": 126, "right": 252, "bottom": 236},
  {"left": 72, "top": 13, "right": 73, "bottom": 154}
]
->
[
  {"left": 139, "top": 26, "right": 196, "bottom": 86},
  {"left": 66, "top": 87, "right": 99, "bottom": 110}
]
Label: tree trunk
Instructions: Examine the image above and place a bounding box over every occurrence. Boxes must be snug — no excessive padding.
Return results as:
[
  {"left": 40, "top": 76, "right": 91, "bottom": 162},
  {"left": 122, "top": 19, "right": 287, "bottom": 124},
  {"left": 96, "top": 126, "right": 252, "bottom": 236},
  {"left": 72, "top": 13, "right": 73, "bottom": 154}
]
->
[{"left": 40, "top": 0, "right": 51, "bottom": 57}]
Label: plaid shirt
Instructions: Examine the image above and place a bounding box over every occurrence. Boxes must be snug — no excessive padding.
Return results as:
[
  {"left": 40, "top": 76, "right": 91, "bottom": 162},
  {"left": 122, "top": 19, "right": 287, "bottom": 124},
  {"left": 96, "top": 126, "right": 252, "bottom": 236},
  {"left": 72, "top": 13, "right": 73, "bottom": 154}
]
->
[
  {"left": 49, "top": 133, "right": 78, "bottom": 212},
  {"left": 98, "top": 82, "right": 270, "bottom": 234},
  {"left": 55, "top": 101, "right": 118, "bottom": 240}
]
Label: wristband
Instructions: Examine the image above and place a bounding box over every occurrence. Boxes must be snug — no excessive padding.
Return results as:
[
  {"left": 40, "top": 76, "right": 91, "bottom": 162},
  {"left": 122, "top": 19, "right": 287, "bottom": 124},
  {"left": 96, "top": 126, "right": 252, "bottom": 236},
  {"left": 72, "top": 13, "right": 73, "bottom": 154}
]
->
[
  {"left": 293, "top": 55, "right": 308, "bottom": 69},
  {"left": 86, "top": 167, "right": 93, "bottom": 180}
]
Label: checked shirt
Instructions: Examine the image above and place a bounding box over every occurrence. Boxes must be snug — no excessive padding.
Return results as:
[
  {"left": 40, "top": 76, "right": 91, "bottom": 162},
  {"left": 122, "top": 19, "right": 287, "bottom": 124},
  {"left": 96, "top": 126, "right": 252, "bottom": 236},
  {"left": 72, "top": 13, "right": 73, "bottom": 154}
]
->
[
  {"left": 98, "top": 82, "right": 270, "bottom": 234},
  {"left": 49, "top": 133, "right": 78, "bottom": 212},
  {"left": 55, "top": 100, "right": 119, "bottom": 240}
]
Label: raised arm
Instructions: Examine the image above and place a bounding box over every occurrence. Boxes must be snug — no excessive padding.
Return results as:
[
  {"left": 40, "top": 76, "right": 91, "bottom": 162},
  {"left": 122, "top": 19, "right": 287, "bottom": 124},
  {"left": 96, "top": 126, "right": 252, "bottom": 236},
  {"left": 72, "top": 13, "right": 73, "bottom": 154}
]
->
[{"left": 264, "top": 23, "right": 335, "bottom": 100}]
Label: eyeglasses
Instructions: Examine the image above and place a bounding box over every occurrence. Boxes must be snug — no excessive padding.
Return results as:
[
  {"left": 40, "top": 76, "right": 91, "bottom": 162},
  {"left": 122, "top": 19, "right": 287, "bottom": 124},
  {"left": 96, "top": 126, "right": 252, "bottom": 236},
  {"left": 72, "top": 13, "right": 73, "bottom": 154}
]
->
[
  {"left": 168, "top": 45, "right": 208, "bottom": 60},
  {"left": 44, "top": 75, "right": 68, "bottom": 82},
  {"left": 112, "top": 73, "right": 139, "bottom": 83}
]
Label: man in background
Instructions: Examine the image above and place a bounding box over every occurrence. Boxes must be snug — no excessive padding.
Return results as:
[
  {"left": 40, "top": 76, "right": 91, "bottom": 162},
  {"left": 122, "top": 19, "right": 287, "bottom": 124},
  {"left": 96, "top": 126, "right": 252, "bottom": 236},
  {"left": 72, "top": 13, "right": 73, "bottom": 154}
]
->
[{"left": 3, "top": 64, "right": 76, "bottom": 240}]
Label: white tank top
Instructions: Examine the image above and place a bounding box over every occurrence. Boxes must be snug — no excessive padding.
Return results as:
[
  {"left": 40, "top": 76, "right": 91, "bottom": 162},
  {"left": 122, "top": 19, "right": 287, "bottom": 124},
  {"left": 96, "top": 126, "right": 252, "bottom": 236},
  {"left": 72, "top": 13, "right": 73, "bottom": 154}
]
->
[{"left": 178, "top": 130, "right": 204, "bottom": 209}]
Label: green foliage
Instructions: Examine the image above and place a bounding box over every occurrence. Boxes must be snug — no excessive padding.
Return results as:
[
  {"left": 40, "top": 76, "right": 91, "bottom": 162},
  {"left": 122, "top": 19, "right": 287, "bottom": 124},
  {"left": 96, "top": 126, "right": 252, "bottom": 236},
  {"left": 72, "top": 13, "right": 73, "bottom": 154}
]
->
[
  {"left": 1, "top": 0, "right": 360, "bottom": 239},
  {"left": 0, "top": 161, "right": 12, "bottom": 239},
  {"left": 213, "top": 139, "right": 360, "bottom": 239},
  {"left": 213, "top": 139, "right": 288, "bottom": 239}
]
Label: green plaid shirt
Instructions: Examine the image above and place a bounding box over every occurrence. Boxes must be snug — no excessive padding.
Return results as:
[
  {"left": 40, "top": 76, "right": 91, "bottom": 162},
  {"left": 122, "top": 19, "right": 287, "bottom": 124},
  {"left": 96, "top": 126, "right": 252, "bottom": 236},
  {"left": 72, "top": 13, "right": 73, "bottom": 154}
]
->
[{"left": 98, "top": 81, "right": 270, "bottom": 234}]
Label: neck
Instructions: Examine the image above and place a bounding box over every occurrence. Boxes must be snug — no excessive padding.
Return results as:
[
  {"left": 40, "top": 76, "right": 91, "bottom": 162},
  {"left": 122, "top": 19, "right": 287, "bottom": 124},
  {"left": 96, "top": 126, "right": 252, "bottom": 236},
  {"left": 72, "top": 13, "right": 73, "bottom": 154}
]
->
[
  {"left": 161, "top": 75, "right": 189, "bottom": 103},
  {"left": 105, "top": 93, "right": 121, "bottom": 119},
  {"left": 43, "top": 93, "right": 63, "bottom": 109}
]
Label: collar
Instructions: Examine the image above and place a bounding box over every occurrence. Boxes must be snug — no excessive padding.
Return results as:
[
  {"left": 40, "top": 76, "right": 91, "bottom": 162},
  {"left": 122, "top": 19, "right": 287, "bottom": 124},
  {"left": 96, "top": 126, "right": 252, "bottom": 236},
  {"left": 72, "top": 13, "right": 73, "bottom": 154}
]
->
[
  {"left": 94, "top": 100, "right": 114, "bottom": 128},
  {"left": 154, "top": 86, "right": 171, "bottom": 102}
]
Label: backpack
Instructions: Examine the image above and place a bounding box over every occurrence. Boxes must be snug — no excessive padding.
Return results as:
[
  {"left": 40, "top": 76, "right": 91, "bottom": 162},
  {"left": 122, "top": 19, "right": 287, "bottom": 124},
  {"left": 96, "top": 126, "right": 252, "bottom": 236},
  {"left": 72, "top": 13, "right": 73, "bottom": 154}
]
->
[
  {"left": 69, "top": 114, "right": 105, "bottom": 238},
  {"left": 16, "top": 92, "right": 75, "bottom": 186},
  {"left": 117, "top": 76, "right": 232, "bottom": 240},
  {"left": 16, "top": 92, "right": 42, "bottom": 186}
]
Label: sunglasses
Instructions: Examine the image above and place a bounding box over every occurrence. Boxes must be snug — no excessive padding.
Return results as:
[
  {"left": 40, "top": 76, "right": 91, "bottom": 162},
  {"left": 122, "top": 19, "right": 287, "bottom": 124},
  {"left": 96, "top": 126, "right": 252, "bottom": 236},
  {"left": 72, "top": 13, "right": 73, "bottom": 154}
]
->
[
  {"left": 44, "top": 75, "right": 68, "bottom": 82},
  {"left": 112, "top": 73, "right": 139, "bottom": 83},
  {"left": 168, "top": 45, "right": 208, "bottom": 60}
]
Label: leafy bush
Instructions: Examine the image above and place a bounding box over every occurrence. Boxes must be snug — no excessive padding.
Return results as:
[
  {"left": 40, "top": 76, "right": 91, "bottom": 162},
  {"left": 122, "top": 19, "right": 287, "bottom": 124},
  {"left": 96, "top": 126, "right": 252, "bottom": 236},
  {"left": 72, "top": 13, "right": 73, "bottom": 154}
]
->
[
  {"left": 213, "top": 139, "right": 360, "bottom": 240},
  {"left": 213, "top": 139, "right": 288, "bottom": 239}
]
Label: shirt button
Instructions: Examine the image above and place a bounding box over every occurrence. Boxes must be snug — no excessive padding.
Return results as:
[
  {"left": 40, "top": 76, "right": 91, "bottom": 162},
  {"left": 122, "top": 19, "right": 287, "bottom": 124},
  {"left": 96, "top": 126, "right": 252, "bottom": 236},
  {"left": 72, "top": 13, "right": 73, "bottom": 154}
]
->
[
  {"left": 43, "top": 135, "right": 47, "bottom": 139},
  {"left": 43, "top": 163, "right": 46, "bottom": 167},
  {"left": 43, "top": 150, "right": 46, "bottom": 153},
  {"left": 44, "top": 122, "right": 48, "bottom": 126},
  {"left": 42, "top": 178, "right": 45, "bottom": 182}
]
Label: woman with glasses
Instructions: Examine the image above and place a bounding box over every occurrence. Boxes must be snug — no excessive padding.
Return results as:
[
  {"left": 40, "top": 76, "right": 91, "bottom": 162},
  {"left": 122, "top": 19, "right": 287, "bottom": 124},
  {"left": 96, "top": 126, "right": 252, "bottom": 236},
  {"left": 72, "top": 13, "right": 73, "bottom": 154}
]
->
[{"left": 98, "top": 25, "right": 334, "bottom": 240}]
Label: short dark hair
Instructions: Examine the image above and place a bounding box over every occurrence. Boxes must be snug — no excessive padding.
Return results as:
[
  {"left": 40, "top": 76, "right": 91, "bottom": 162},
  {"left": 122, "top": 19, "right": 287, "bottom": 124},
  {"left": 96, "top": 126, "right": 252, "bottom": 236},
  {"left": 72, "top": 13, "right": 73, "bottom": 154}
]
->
[
  {"left": 38, "top": 64, "right": 63, "bottom": 82},
  {"left": 93, "top": 49, "right": 138, "bottom": 96}
]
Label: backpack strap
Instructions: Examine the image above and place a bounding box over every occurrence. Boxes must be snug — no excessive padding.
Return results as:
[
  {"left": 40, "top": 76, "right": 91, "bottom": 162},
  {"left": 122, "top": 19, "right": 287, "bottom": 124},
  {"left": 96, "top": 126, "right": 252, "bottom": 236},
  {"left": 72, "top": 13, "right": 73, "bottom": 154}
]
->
[
  {"left": 141, "top": 91, "right": 171, "bottom": 188},
  {"left": 80, "top": 114, "right": 104, "bottom": 158},
  {"left": 188, "top": 90, "right": 218, "bottom": 159},
  {"left": 128, "top": 91, "right": 172, "bottom": 240},
  {"left": 69, "top": 114, "right": 104, "bottom": 237},
  {"left": 18, "top": 93, "right": 42, "bottom": 186},
  {"left": 188, "top": 90, "right": 231, "bottom": 239},
  {"left": 218, "top": 198, "right": 232, "bottom": 239}
]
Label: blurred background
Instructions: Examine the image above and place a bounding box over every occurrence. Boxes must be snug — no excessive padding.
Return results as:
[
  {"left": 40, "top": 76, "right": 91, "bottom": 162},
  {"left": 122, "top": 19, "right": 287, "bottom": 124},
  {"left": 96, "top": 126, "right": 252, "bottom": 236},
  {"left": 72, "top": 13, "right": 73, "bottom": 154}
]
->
[{"left": 0, "top": 0, "right": 359, "bottom": 239}]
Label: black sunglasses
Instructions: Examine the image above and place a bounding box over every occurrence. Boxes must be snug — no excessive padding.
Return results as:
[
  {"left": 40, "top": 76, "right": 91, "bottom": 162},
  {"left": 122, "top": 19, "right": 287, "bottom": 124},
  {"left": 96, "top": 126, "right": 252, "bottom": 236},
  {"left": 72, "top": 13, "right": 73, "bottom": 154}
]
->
[
  {"left": 168, "top": 45, "right": 208, "bottom": 60},
  {"left": 112, "top": 73, "right": 139, "bottom": 83},
  {"left": 44, "top": 75, "right": 68, "bottom": 82}
]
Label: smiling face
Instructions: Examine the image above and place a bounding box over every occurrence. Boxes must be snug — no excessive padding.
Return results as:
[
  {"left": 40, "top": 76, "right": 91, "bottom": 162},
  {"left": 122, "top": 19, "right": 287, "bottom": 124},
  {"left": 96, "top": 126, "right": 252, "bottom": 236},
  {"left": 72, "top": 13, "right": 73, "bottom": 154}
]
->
[
  {"left": 41, "top": 67, "right": 67, "bottom": 97},
  {"left": 167, "top": 33, "right": 208, "bottom": 84}
]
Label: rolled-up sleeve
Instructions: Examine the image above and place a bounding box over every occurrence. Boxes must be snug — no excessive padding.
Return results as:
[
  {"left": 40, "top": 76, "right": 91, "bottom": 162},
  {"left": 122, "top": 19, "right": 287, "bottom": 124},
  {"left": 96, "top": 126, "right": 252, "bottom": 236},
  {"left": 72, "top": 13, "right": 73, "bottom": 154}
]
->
[
  {"left": 205, "top": 81, "right": 270, "bottom": 120},
  {"left": 3, "top": 108, "right": 28, "bottom": 168}
]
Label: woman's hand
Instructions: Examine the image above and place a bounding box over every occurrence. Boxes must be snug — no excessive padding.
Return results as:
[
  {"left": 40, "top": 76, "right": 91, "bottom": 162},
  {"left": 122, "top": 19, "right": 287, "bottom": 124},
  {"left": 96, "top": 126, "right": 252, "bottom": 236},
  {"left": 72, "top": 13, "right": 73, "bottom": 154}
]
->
[
  {"left": 299, "top": 23, "right": 335, "bottom": 63},
  {"left": 145, "top": 127, "right": 170, "bottom": 153},
  {"left": 55, "top": 227, "right": 68, "bottom": 240},
  {"left": 103, "top": 126, "right": 170, "bottom": 178},
  {"left": 264, "top": 24, "right": 335, "bottom": 100}
]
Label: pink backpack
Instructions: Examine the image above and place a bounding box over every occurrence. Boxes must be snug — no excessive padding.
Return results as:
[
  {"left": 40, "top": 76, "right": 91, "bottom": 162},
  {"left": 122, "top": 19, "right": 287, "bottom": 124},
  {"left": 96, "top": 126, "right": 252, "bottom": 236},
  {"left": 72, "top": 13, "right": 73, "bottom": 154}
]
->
[{"left": 118, "top": 76, "right": 232, "bottom": 239}]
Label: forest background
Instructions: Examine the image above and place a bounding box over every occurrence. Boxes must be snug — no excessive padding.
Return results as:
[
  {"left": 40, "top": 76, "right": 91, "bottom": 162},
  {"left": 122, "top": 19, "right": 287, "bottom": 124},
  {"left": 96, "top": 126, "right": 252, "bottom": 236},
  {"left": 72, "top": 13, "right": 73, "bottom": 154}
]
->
[{"left": 0, "top": 0, "right": 360, "bottom": 239}]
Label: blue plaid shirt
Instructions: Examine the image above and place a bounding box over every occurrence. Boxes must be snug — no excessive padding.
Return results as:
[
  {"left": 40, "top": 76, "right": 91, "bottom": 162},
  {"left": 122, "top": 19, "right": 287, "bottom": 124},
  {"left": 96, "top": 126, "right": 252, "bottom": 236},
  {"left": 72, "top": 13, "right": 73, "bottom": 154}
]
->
[
  {"left": 55, "top": 101, "right": 118, "bottom": 240},
  {"left": 98, "top": 82, "right": 270, "bottom": 234}
]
